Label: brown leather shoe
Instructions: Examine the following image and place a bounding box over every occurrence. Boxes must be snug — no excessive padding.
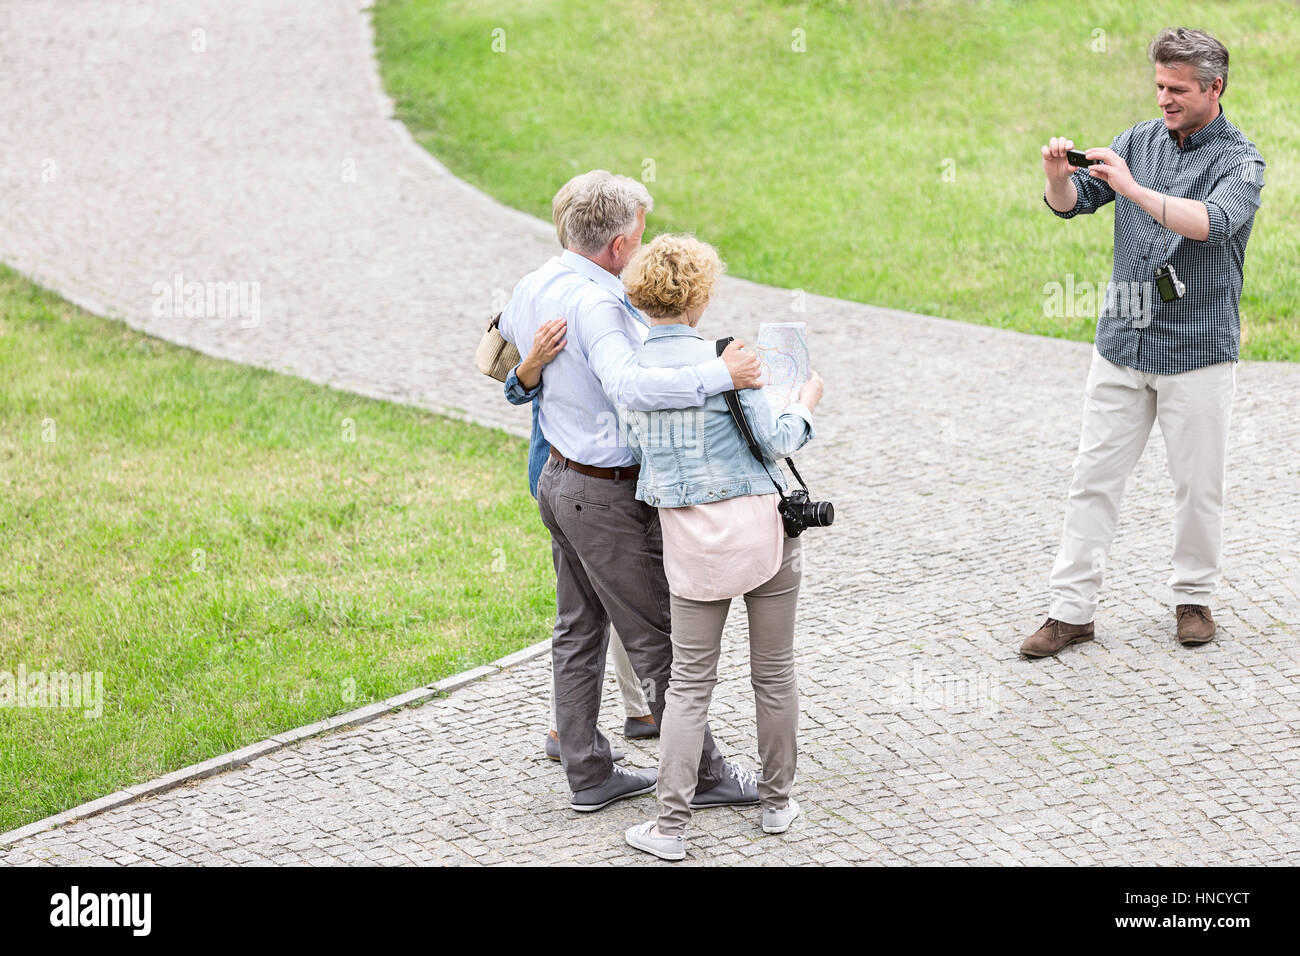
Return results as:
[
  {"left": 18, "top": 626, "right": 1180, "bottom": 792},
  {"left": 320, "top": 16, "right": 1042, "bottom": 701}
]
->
[
  {"left": 1020, "top": 617, "right": 1095, "bottom": 658},
  {"left": 1176, "top": 604, "right": 1216, "bottom": 645}
]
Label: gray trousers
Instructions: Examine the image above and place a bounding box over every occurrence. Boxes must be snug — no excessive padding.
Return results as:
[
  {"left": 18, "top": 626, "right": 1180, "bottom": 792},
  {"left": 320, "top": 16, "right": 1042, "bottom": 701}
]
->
[
  {"left": 656, "top": 534, "right": 802, "bottom": 836},
  {"left": 548, "top": 626, "right": 649, "bottom": 729},
  {"left": 537, "top": 454, "right": 727, "bottom": 793}
]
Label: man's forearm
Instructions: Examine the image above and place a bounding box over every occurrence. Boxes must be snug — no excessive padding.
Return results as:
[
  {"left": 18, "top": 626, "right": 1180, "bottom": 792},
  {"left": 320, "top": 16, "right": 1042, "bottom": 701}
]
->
[
  {"left": 1124, "top": 186, "right": 1211, "bottom": 242},
  {"left": 591, "top": 333, "right": 733, "bottom": 411},
  {"left": 1045, "top": 177, "right": 1078, "bottom": 213},
  {"left": 605, "top": 358, "right": 731, "bottom": 412}
]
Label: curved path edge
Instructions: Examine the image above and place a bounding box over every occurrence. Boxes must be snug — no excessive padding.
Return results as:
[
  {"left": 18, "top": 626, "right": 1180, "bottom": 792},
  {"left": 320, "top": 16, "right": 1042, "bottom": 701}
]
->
[{"left": 0, "top": 637, "right": 552, "bottom": 849}]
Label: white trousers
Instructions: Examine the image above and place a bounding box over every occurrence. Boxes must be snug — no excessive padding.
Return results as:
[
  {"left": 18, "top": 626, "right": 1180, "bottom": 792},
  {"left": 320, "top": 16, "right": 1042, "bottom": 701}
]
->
[
  {"left": 1049, "top": 348, "right": 1237, "bottom": 625},
  {"left": 548, "top": 625, "right": 648, "bottom": 730}
]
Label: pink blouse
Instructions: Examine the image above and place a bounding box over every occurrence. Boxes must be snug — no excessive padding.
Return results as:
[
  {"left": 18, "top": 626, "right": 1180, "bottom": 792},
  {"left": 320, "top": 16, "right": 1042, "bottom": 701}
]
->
[{"left": 658, "top": 493, "right": 784, "bottom": 601}]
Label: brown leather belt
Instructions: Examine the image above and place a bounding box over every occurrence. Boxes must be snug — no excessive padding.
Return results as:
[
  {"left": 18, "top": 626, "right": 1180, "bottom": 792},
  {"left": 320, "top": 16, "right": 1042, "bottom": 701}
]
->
[{"left": 549, "top": 445, "right": 639, "bottom": 481}]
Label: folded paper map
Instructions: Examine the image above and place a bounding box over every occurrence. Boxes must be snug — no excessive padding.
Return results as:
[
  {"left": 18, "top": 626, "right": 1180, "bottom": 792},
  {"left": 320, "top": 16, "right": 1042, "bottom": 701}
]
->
[{"left": 753, "top": 322, "right": 810, "bottom": 411}]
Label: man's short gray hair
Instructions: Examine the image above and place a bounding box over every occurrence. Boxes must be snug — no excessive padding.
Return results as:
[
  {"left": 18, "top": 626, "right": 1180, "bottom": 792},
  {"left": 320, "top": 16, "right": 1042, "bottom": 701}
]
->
[
  {"left": 550, "top": 176, "right": 578, "bottom": 248},
  {"left": 1149, "top": 27, "right": 1229, "bottom": 96},
  {"left": 553, "top": 170, "right": 653, "bottom": 255}
]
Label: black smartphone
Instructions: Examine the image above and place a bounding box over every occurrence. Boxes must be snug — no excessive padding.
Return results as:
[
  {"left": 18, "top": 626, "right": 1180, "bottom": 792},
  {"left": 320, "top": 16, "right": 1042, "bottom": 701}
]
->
[{"left": 1066, "top": 148, "right": 1100, "bottom": 168}]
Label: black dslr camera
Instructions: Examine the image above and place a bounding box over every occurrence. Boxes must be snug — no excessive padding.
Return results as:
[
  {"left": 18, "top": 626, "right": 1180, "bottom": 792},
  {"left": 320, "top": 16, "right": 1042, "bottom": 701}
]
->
[{"left": 779, "top": 488, "right": 834, "bottom": 538}]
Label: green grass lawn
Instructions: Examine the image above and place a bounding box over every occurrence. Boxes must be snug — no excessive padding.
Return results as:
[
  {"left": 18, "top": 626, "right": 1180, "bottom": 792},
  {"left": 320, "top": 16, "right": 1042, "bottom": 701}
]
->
[
  {"left": 374, "top": 0, "right": 1299, "bottom": 360},
  {"left": 0, "top": 267, "right": 553, "bottom": 832}
]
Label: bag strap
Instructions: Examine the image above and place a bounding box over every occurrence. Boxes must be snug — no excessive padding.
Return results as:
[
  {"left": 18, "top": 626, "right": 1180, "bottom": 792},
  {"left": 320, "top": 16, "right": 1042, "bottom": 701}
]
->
[{"left": 714, "top": 337, "right": 807, "bottom": 499}]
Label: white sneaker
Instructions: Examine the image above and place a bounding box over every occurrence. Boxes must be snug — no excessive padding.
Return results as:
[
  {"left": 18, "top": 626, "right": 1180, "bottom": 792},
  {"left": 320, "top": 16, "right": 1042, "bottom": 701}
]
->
[
  {"left": 625, "top": 821, "right": 686, "bottom": 861},
  {"left": 761, "top": 797, "right": 801, "bottom": 834}
]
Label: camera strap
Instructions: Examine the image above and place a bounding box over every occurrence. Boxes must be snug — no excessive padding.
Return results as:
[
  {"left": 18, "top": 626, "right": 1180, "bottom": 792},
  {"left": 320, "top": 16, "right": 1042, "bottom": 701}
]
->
[
  {"left": 1161, "top": 193, "right": 1172, "bottom": 264},
  {"left": 714, "top": 337, "right": 807, "bottom": 502}
]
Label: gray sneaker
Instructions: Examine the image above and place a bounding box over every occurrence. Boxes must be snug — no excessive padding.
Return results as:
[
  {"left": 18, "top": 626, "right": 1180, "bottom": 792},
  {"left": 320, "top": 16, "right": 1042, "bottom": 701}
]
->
[
  {"left": 545, "top": 733, "right": 623, "bottom": 763},
  {"left": 570, "top": 765, "right": 658, "bottom": 812},
  {"left": 762, "top": 797, "right": 801, "bottom": 834},
  {"left": 625, "top": 821, "right": 685, "bottom": 861},
  {"left": 690, "top": 762, "right": 760, "bottom": 809}
]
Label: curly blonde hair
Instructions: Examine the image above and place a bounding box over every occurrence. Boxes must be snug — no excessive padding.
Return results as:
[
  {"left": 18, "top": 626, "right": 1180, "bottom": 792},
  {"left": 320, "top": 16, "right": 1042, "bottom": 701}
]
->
[{"left": 622, "top": 234, "right": 724, "bottom": 319}]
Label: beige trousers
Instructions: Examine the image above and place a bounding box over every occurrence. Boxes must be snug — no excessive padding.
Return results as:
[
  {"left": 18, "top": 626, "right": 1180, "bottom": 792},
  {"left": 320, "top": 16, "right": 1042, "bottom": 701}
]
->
[
  {"left": 1049, "top": 348, "right": 1237, "bottom": 625},
  {"left": 655, "top": 535, "right": 802, "bottom": 837}
]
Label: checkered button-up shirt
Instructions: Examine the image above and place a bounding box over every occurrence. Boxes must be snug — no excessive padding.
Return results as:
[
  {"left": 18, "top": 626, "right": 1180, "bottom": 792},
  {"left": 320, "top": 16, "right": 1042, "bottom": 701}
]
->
[{"left": 1046, "top": 109, "right": 1266, "bottom": 374}]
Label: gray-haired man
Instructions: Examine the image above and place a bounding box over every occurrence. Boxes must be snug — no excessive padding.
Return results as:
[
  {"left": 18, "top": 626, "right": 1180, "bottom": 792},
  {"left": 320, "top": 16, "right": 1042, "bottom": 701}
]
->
[
  {"left": 1025, "top": 28, "right": 1266, "bottom": 657},
  {"left": 500, "top": 170, "right": 766, "bottom": 810}
]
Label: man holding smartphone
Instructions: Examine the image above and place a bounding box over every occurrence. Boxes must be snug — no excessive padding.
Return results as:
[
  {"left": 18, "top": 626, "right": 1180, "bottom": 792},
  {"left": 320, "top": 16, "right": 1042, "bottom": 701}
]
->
[{"left": 1024, "top": 27, "right": 1266, "bottom": 657}]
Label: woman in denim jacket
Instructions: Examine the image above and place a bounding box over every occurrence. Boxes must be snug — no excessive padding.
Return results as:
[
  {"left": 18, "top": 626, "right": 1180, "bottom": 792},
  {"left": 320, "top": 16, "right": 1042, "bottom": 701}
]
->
[{"left": 617, "top": 234, "right": 823, "bottom": 861}]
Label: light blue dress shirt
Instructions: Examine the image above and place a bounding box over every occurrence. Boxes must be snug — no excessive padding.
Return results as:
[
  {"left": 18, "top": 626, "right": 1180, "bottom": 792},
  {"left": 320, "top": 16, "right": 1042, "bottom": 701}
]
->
[{"left": 498, "top": 250, "right": 734, "bottom": 468}]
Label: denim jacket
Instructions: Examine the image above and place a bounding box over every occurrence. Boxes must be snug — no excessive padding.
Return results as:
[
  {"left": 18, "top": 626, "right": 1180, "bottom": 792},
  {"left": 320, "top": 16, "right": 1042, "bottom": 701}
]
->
[
  {"left": 503, "top": 365, "right": 548, "bottom": 499},
  {"left": 620, "top": 324, "right": 815, "bottom": 508}
]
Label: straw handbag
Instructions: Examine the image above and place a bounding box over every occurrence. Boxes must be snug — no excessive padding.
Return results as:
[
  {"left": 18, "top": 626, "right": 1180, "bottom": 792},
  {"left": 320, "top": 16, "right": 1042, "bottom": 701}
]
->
[{"left": 475, "top": 313, "right": 521, "bottom": 382}]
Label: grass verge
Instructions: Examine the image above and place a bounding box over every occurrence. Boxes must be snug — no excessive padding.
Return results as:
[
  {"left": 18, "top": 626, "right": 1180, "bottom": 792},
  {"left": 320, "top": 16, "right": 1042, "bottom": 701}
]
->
[
  {"left": 0, "top": 266, "right": 552, "bottom": 832},
  {"left": 374, "top": 0, "right": 1299, "bottom": 359}
]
